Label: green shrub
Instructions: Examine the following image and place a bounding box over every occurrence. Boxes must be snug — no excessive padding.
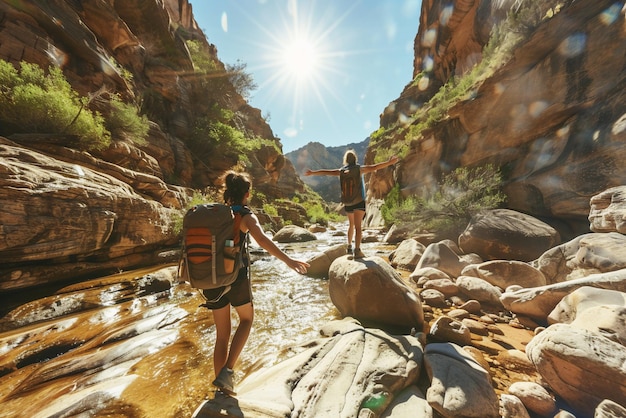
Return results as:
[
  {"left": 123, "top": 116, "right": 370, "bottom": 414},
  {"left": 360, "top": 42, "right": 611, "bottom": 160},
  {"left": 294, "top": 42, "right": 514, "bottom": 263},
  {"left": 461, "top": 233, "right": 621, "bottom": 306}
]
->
[
  {"left": 0, "top": 60, "right": 111, "bottom": 150},
  {"left": 382, "top": 165, "right": 506, "bottom": 236},
  {"left": 263, "top": 204, "right": 278, "bottom": 217},
  {"left": 106, "top": 95, "right": 150, "bottom": 145}
]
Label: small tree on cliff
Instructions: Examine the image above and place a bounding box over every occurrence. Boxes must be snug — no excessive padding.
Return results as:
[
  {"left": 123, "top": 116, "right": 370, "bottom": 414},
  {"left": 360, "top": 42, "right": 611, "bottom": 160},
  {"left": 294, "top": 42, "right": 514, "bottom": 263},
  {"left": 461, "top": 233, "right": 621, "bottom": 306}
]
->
[{"left": 382, "top": 164, "right": 506, "bottom": 238}]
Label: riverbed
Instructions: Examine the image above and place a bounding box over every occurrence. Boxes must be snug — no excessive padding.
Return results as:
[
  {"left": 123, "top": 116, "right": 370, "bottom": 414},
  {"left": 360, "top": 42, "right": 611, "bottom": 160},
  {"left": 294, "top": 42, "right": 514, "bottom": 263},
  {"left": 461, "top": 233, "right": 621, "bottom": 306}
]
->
[{"left": 0, "top": 224, "right": 392, "bottom": 417}]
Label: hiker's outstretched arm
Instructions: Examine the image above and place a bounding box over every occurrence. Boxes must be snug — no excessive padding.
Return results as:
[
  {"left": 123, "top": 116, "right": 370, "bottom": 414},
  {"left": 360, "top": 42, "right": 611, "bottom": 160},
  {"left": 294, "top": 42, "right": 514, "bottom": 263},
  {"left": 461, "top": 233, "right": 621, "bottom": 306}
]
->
[
  {"left": 242, "top": 214, "right": 309, "bottom": 274},
  {"left": 304, "top": 168, "right": 341, "bottom": 176},
  {"left": 361, "top": 155, "right": 399, "bottom": 174}
]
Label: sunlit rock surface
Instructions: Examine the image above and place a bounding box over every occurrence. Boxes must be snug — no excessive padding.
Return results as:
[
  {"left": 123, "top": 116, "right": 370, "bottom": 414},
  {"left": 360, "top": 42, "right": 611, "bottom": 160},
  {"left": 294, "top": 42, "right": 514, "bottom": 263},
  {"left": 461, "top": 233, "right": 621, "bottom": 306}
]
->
[{"left": 369, "top": 0, "right": 626, "bottom": 237}]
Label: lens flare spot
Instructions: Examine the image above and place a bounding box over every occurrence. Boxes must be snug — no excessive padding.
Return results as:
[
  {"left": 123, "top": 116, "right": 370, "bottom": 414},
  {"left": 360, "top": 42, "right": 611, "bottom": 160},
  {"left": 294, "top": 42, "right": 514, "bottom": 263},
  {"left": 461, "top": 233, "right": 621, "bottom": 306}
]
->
[
  {"left": 529, "top": 101, "right": 549, "bottom": 118},
  {"left": 599, "top": 3, "right": 622, "bottom": 25},
  {"left": 221, "top": 12, "right": 228, "bottom": 32},
  {"left": 611, "top": 113, "right": 626, "bottom": 136},
  {"left": 422, "top": 55, "right": 434, "bottom": 72},
  {"left": 418, "top": 74, "right": 430, "bottom": 91},
  {"left": 422, "top": 28, "right": 437, "bottom": 47},
  {"left": 559, "top": 33, "right": 586, "bottom": 58},
  {"left": 440, "top": 5, "right": 453, "bottom": 26}
]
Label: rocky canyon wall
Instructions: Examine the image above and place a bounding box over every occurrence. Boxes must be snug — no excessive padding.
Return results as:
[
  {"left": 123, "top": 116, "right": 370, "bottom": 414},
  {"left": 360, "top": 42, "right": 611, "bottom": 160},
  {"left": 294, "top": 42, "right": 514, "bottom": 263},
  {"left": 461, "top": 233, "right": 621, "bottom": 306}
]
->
[
  {"left": 367, "top": 0, "right": 626, "bottom": 240},
  {"left": 0, "top": 0, "right": 306, "bottom": 292}
]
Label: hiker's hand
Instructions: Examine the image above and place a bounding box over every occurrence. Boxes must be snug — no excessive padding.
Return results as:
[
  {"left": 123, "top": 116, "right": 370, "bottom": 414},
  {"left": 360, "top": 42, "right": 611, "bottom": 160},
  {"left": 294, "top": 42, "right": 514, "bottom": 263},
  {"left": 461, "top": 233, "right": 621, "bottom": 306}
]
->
[
  {"left": 288, "top": 259, "right": 309, "bottom": 274},
  {"left": 389, "top": 155, "right": 399, "bottom": 165},
  {"left": 304, "top": 169, "right": 313, "bottom": 176}
]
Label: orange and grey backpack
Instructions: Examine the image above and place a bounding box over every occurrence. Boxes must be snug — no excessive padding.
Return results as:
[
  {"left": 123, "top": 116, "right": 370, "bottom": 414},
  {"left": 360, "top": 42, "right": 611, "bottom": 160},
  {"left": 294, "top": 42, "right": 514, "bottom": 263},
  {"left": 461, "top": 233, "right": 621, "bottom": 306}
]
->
[
  {"left": 339, "top": 164, "right": 365, "bottom": 206},
  {"left": 178, "top": 204, "right": 249, "bottom": 290}
]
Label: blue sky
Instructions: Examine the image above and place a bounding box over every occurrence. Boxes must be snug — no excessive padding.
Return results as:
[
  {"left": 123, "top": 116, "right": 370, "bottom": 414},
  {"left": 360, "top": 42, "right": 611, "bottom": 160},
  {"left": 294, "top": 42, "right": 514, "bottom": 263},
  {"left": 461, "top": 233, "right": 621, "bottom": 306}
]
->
[{"left": 189, "top": 0, "right": 420, "bottom": 153}]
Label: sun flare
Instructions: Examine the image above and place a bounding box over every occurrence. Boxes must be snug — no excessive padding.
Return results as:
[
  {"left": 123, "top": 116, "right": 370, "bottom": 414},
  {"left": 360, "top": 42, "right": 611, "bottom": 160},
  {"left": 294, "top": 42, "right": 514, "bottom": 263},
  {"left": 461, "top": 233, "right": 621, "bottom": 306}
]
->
[{"left": 282, "top": 37, "right": 320, "bottom": 79}]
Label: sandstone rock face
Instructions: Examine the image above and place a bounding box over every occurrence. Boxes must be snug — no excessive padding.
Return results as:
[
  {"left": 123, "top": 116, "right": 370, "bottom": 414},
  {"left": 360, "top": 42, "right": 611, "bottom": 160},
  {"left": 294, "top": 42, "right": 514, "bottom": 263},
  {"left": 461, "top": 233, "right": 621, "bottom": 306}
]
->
[
  {"left": 196, "top": 320, "right": 424, "bottom": 418},
  {"left": 589, "top": 186, "right": 626, "bottom": 233},
  {"left": 0, "top": 139, "right": 181, "bottom": 291},
  {"left": 367, "top": 0, "right": 626, "bottom": 237},
  {"left": 526, "top": 324, "right": 626, "bottom": 417},
  {"left": 534, "top": 232, "right": 626, "bottom": 283}
]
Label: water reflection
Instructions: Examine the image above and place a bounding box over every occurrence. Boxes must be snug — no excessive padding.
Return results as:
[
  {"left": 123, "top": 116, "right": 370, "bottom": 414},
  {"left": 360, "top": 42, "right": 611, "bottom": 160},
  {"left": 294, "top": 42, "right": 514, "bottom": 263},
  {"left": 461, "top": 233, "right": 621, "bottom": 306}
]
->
[{"left": 0, "top": 221, "right": 392, "bottom": 416}]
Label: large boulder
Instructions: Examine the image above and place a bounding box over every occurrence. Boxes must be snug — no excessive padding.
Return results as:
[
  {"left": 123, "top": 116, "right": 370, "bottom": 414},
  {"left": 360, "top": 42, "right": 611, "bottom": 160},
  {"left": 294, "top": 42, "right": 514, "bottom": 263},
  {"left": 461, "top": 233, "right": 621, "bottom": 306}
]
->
[
  {"left": 526, "top": 324, "right": 626, "bottom": 417},
  {"left": 424, "top": 343, "right": 499, "bottom": 418},
  {"left": 547, "top": 286, "right": 626, "bottom": 324},
  {"left": 589, "top": 186, "right": 626, "bottom": 233},
  {"left": 461, "top": 260, "right": 547, "bottom": 289},
  {"left": 533, "top": 232, "right": 626, "bottom": 284},
  {"left": 305, "top": 244, "right": 347, "bottom": 278},
  {"left": 500, "top": 268, "right": 626, "bottom": 321},
  {"left": 272, "top": 225, "right": 317, "bottom": 243},
  {"left": 194, "top": 320, "right": 424, "bottom": 418},
  {"left": 416, "top": 240, "right": 482, "bottom": 278},
  {"left": 458, "top": 209, "right": 560, "bottom": 262},
  {"left": 328, "top": 256, "right": 424, "bottom": 331},
  {"left": 389, "top": 238, "right": 426, "bottom": 271}
]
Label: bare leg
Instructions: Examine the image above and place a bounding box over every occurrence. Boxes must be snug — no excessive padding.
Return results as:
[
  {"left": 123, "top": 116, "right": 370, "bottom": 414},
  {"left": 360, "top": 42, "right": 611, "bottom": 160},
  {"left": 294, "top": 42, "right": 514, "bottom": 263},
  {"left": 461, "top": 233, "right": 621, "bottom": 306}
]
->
[
  {"left": 225, "top": 302, "right": 253, "bottom": 369},
  {"left": 347, "top": 212, "right": 355, "bottom": 248},
  {"left": 212, "top": 305, "right": 232, "bottom": 373},
  {"left": 353, "top": 209, "right": 366, "bottom": 250}
]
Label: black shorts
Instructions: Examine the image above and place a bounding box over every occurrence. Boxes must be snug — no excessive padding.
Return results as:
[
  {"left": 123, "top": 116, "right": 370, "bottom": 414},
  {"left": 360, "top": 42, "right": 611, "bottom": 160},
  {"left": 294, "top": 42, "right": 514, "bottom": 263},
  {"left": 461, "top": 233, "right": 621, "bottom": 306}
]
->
[
  {"left": 202, "top": 266, "right": 251, "bottom": 309},
  {"left": 344, "top": 200, "right": 366, "bottom": 213}
]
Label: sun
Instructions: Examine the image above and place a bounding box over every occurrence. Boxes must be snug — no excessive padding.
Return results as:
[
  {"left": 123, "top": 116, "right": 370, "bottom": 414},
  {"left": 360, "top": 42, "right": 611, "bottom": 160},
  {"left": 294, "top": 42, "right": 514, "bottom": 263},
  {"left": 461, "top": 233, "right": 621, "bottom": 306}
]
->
[
  {"left": 245, "top": 0, "right": 353, "bottom": 140},
  {"left": 281, "top": 37, "right": 320, "bottom": 80}
]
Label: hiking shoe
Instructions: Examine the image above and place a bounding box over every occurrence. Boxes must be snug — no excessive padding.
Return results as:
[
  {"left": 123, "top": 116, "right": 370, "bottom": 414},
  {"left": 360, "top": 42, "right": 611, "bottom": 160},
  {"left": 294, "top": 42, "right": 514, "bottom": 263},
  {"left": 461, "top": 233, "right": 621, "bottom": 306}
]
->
[
  {"left": 212, "top": 367, "right": 236, "bottom": 395},
  {"left": 353, "top": 248, "right": 365, "bottom": 259},
  {"left": 346, "top": 245, "right": 353, "bottom": 255}
]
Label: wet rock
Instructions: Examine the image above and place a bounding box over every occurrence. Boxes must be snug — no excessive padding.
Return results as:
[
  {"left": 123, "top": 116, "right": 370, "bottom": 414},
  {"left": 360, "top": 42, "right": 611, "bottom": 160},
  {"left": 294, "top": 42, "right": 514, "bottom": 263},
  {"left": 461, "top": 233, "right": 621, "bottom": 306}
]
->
[
  {"left": 328, "top": 256, "right": 424, "bottom": 331},
  {"left": 424, "top": 342, "right": 499, "bottom": 418}
]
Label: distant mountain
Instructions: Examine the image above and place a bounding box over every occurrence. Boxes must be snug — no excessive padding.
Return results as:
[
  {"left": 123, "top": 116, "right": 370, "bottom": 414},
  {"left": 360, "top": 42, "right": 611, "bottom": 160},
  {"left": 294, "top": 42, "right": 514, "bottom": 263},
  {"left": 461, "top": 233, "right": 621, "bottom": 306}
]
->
[{"left": 286, "top": 139, "right": 369, "bottom": 203}]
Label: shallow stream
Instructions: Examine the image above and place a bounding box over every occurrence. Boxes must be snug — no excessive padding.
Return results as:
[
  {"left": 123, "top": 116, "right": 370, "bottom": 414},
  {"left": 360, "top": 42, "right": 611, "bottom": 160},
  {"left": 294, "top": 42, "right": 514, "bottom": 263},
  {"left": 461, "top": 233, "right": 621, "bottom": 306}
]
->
[{"left": 0, "top": 223, "right": 393, "bottom": 417}]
